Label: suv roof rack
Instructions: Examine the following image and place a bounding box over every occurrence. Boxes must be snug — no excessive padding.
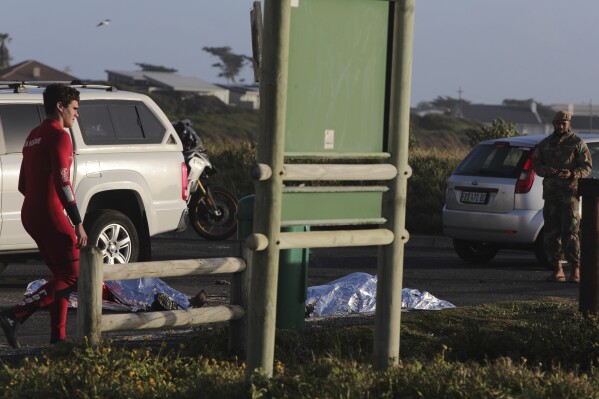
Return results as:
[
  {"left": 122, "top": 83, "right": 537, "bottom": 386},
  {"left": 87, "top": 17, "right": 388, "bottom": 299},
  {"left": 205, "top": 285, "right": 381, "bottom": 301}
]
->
[{"left": 0, "top": 80, "right": 118, "bottom": 94}]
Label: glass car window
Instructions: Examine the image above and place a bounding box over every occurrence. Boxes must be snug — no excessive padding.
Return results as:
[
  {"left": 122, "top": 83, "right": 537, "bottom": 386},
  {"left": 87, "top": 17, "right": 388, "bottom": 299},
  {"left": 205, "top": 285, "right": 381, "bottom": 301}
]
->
[
  {"left": 0, "top": 104, "right": 42, "bottom": 153},
  {"left": 78, "top": 104, "right": 117, "bottom": 144},
  {"left": 137, "top": 105, "right": 166, "bottom": 141},
  {"left": 79, "top": 100, "right": 165, "bottom": 145},
  {"left": 587, "top": 142, "right": 599, "bottom": 179},
  {"left": 109, "top": 105, "right": 144, "bottom": 140},
  {"left": 454, "top": 143, "right": 530, "bottom": 178}
]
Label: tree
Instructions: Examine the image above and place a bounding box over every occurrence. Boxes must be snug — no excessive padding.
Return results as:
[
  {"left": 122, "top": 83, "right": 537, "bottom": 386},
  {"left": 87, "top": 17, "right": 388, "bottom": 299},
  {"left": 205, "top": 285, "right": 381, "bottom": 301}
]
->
[
  {"left": 0, "top": 33, "right": 12, "bottom": 69},
  {"left": 135, "top": 63, "right": 177, "bottom": 73},
  {"left": 202, "top": 46, "right": 251, "bottom": 83},
  {"left": 431, "top": 95, "right": 470, "bottom": 114},
  {"left": 466, "top": 118, "right": 519, "bottom": 147}
]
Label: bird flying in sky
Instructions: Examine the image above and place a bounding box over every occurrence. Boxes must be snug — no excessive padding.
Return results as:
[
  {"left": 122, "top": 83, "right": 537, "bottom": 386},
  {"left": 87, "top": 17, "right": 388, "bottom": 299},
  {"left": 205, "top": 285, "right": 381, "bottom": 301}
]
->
[{"left": 96, "top": 19, "right": 111, "bottom": 27}]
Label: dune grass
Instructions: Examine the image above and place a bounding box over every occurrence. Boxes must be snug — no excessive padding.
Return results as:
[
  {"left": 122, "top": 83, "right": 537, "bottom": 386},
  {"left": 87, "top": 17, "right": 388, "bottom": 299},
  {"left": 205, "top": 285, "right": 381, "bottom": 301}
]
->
[{"left": 2, "top": 298, "right": 598, "bottom": 398}]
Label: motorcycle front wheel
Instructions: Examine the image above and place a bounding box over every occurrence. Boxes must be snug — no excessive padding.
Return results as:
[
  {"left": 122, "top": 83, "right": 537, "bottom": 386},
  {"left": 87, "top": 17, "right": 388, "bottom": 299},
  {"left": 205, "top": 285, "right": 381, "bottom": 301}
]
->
[{"left": 189, "top": 186, "right": 238, "bottom": 240}]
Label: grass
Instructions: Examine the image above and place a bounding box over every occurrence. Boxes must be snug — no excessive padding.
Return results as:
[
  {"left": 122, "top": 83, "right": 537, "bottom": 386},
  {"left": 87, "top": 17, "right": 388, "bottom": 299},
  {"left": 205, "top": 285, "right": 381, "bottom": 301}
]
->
[{"left": 2, "top": 298, "right": 599, "bottom": 398}]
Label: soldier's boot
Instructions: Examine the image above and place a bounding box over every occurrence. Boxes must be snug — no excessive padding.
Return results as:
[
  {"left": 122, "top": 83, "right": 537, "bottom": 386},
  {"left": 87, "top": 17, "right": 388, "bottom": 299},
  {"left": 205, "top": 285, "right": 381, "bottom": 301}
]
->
[
  {"left": 546, "top": 260, "right": 566, "bottom": 282},
  {"left": 569, "top": 263, "right": 581, "bottom": 283}
]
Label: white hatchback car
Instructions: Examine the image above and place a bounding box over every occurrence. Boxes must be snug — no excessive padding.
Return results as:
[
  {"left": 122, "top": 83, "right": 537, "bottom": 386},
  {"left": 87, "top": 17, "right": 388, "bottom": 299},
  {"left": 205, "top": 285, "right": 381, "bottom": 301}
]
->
[{"left": 443, "top": 134, "right": 599, "bottom": 268}]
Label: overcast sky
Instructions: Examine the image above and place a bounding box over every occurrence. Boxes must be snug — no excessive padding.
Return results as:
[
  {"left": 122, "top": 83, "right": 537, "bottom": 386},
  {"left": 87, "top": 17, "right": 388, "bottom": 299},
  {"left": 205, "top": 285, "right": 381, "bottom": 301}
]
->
[{"left": 2, "top": 1, "right": 598, "bottom": 107}]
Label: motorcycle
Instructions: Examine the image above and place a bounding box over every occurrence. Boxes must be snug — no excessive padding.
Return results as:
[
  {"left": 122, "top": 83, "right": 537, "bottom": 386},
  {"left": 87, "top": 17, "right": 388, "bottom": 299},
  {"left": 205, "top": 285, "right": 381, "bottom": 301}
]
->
[{"left": 172, "top": 119, "right": 238, "bottom": 240}]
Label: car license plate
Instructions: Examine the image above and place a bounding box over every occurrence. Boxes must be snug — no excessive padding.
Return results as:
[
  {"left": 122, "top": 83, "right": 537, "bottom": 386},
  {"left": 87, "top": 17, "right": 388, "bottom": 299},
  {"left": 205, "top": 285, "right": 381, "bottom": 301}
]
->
[{"left": 460, "top": 191, "right": 487, "bottom": 204}]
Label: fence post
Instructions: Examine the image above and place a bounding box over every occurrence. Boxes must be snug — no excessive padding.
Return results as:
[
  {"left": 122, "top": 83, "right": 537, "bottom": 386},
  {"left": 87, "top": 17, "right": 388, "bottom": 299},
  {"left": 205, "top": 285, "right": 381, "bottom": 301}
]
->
[
  {"left": 229, "top": 245, "right": 251, "bottom": 356},
  {"left": 374, "top": 0, "right": 416, "bottom": 370},
  {"left": 579, "top": 178, "right": 599, "bottom": 314},
  {"left": 246, "top": 0, "right": 292, "bottom": 377},
  {"left": 77, "top": 246, "right": 104, "bottom": 345}
]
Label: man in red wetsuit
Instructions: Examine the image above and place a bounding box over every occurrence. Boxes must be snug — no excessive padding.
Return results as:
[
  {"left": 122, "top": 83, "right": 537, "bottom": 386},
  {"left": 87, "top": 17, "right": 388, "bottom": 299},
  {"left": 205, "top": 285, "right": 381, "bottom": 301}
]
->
[{"left": 0, "top": 84, "right": 87, "bottom": 347}]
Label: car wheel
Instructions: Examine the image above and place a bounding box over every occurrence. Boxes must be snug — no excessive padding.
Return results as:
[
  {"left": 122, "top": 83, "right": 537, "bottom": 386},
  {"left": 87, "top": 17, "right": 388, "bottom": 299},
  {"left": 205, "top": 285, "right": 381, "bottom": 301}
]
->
[
  {"left": 534, "top": 230, "right": 553, "bottom": 270},
  {"left": 452, "top": 239, "right": 498, "bottom": 263},
  {"left": 84, "top": 210, "right": 139, "bottom": 264}
]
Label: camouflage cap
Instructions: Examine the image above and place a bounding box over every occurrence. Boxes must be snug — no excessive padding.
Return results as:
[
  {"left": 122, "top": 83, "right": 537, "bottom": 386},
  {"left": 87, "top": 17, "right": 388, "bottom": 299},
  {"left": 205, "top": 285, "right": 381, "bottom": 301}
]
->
[{"left": 553, "top": 111, "right": 571, "bottom": 122}]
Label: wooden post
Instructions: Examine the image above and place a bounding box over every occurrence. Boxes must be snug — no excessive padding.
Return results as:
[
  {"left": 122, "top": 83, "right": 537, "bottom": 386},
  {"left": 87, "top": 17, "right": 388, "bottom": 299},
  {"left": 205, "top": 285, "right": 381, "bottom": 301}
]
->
[
  {"left": 229, "top": 245, "right": 250, "bottom": 355},
  {"left": 374, "top": 0, "right": 416, "bottom": 370},
  {"left": 579, "top": 179, "right": 599, "bottom": 314},
  {"left": 77, "top": 247, "right": 104, "bottom": 345},
  {"left": 246, "top": 0, "right": 291, "bottom": 377}
]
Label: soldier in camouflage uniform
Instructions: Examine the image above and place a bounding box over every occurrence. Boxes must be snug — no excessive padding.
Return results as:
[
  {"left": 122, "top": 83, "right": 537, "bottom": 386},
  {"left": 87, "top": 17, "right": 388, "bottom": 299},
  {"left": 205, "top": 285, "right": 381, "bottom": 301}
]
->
[{"left": 532, "top": 111, "right": 592, "bottom": 283}]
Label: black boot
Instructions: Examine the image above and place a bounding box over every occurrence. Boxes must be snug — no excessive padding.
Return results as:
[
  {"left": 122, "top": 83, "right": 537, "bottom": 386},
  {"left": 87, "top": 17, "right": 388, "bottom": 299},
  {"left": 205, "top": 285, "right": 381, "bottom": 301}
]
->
[
  {"left": 0, "top": 310, "right": 19, "bottom": 348},
  {"left": 189, "top": 289, "right": 207, "bottom": 308},
  {"left": 150, "top": 293, "right": 179, "bottom": 311}
]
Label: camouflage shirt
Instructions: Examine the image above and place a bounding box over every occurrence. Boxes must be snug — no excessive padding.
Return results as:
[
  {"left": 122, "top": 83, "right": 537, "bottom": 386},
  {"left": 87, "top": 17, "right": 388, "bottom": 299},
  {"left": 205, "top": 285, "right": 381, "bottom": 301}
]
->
[{"left": 532, "top": 130, "right": 592, "bottom": 198}]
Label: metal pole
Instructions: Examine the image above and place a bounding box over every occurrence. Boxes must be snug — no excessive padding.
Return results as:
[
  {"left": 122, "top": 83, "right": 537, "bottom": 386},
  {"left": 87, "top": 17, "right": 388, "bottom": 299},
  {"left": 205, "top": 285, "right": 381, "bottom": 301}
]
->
[
  {"left": 374, "top": 0, "right": 416, "bottom": 370},
  {"left": 245, "top": 0, "right": 291, "bottom": 377}
]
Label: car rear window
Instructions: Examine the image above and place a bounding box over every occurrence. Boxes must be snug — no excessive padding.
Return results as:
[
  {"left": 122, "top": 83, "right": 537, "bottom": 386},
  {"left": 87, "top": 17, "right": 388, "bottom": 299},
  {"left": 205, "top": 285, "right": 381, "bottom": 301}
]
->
[
  {"left": 453, "top": 143, "right": 532, "bottom": 178},
  {"left": 78, "top": 100, "right": 166, "bottom": 145},
  {"left": 587, "top": 142, "right": 599, "bottom": 179}
]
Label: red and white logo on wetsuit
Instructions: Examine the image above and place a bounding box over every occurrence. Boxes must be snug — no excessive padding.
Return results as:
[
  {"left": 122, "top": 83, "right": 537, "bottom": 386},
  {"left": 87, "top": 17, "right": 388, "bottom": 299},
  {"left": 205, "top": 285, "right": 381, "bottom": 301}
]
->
[{"left": 60, "top": 168, "right": 69, "bottom": 183}]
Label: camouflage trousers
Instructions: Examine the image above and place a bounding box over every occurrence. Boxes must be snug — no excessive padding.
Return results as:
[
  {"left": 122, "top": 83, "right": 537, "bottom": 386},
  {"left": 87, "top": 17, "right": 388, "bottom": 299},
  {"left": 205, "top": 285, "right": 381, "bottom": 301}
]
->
[{"left": 542, "top": 196, "right": 580, "bottom": 263}]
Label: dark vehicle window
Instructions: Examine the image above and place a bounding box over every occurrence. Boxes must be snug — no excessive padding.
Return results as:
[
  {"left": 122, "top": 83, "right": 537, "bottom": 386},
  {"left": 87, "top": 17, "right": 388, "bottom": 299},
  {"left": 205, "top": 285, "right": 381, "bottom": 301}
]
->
[
  {"left": 137, "top": 105, "right": 166, "bottom": 140},
  {"left": 0, "top": 104, "right": 42, "bottom": 153},
  {"left": 110, "top": 106, "right": 144, "bottom": 139},
  {"left": 78, "top": 100, "right": 166, "bottom": 145},
  {"left": 77, "top": 104, "right": 117, "bottom": 144},
  {"left": 587, "top": 142, "right": 599, "bottom": 179},
  {"left": 454, "top": 143, "right": 531, "bottom": 178}
]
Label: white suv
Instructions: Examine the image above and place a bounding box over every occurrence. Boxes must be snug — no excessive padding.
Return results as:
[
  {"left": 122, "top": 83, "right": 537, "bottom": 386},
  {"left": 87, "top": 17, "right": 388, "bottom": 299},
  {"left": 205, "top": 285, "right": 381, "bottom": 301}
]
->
[
  {"left": 443, "top": 134, "right": 599, "bottom": 268},
  {"left": 0, "top": 82, "right": 188, "bottom": 266}
]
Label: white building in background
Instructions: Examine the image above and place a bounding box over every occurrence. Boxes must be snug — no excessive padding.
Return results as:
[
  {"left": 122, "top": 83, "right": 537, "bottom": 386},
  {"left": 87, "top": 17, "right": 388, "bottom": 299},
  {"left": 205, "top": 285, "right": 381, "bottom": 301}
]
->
[
  {"left": 453, "top": 100, "right": 551, "bottom": 135},
  {"left": 216, "top": 83, "right": 260, "bottom": 110},
  {"left": 550, "top": 103, "right": 599, "bottom": 134}
]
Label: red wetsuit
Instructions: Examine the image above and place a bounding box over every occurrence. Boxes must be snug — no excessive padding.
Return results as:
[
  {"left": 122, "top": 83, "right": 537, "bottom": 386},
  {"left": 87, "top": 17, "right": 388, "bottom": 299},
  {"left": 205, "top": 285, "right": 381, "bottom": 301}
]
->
[{"left": 13, "top": 119, "right": 81, "bottom": 342}]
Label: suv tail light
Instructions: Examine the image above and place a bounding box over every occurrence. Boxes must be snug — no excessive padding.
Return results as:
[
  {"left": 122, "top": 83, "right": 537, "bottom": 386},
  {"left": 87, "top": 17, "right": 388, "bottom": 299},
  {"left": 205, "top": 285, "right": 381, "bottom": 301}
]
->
[
  {"left": 515, "top": 148, "right": 536, "bottom": 194},
  {"left": 181, "top": 162, "right": 189, "bottom": 200}
]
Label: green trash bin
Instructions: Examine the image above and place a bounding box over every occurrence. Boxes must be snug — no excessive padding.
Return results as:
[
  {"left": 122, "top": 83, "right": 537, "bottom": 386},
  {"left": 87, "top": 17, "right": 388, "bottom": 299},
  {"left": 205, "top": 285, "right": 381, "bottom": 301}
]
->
[{"left": 236, "top": 195, "right": 309, "bottom": 330}]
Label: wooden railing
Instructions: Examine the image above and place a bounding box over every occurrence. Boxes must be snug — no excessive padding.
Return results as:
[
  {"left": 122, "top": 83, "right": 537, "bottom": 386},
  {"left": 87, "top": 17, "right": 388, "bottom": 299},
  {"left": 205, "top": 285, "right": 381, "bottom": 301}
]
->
[{"left": 76, "top": 247, "right": 248, "bottom": 353}]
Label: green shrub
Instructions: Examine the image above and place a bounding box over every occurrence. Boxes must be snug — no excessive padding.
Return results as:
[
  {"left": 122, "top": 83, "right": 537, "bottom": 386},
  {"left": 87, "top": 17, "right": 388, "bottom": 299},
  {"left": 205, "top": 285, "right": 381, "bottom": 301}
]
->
[
  {"left": 203, "top": 138, "right": 257, "bottom": 199},
  {"left": 407, "top": 147, "right": 466, "bottom": 235},
  {"left": 4, "top": 299, "right": 599, "bottom": 398},
  {"left": 465, "top": 117, "right": 519, "bottom": 147}
]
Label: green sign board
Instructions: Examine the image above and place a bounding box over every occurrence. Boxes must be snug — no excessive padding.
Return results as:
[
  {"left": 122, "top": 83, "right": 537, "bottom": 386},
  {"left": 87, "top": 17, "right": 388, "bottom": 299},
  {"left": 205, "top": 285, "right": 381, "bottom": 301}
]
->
[
  {"left": 285, "top": 0, "right": 390, "bottom": 155},
  {"left": 281, "top": 188, "right": 384, "bottom": 225}
]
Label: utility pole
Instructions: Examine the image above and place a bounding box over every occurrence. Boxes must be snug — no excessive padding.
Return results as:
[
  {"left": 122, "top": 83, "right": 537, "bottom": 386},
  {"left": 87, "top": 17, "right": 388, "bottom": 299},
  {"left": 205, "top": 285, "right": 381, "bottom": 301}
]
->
[
  {"left": 457, "top": 87, "right": 463, "bottom": 117},
  {"left": 0, "top": 33, "right": 12, "bottom": 69},
  {"left": 590, "top": 100, "right": 593, "bottom": 133}
]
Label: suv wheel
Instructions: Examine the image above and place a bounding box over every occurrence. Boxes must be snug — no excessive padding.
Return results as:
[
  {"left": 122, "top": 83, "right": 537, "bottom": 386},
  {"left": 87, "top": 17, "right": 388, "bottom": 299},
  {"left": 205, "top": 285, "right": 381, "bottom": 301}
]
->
[
  {"left": 453, "top": 239, "right": 498, "bottom": 263},
  {"left": 533, "top": 230, "right": 553, "bottom": 270},
  {"left": 85, "top": 210, "right": 139, "bottom": 264}
]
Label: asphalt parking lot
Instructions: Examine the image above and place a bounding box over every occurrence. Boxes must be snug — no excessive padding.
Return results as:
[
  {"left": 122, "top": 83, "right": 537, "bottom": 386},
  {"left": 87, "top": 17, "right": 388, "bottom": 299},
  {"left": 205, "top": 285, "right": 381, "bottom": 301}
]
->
[{"left": 0, "top": 232, "right": 581, "bottom": 355}]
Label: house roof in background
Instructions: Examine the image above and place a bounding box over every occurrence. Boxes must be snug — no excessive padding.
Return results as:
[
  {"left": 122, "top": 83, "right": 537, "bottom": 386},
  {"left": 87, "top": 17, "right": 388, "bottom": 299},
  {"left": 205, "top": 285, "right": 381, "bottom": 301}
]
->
[
  {"left": 105, "top": 70, "right": 147, "bottom": 80},
  {"left": 106, "top": 70, "right": 223, "bottom": 92},
  {"left": 458, "top": 104, "right": 542, "bottom": 124},
  {"left": 143, "top": 72, "right": 223, "bottom": 92},
  {"left": 0, "top": 59, "right": 78, "bottom": 81},
  {"left": 215, "top": 83, "right": 259, "bottom": 94}
]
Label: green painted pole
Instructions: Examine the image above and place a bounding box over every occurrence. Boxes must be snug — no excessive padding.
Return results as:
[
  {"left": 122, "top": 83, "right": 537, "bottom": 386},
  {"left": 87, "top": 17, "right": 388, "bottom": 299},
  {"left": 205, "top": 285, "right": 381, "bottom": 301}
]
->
[
  {"left": 374, "top": 0, "right": 416, "bottom": 370},
  {"left": 245, "top": 0, "right": 291, "bottom": 377}
]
